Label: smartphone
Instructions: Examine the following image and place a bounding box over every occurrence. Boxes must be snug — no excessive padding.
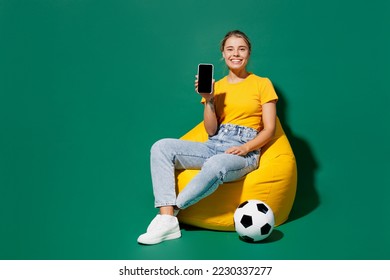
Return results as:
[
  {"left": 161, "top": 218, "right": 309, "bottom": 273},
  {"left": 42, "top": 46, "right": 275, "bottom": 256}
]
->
[{"left": 197, "top": 63, "right": 214, "bottom": 94}]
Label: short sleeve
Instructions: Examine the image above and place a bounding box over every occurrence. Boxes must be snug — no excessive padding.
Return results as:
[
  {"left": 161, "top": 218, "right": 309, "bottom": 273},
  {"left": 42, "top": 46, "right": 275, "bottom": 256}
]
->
[{"left": 260, "top": 78, "right": 278, "bottom": 105}]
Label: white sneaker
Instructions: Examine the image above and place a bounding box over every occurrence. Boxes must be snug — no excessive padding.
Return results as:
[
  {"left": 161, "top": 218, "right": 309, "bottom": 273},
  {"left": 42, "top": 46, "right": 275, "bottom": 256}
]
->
[{"left": 137, "top": 214, "right": 181, "bottom": 245}]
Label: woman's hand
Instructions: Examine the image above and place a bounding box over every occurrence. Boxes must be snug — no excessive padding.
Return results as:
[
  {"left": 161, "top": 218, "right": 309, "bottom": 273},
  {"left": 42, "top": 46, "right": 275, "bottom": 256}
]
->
[{"left": 225, "top": 145, "right": 250, "bottom": 156}]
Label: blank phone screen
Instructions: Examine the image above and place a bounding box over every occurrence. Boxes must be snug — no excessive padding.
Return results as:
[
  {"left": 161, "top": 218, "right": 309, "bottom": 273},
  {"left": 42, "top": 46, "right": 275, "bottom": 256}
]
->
[{"left": 198, "top": 64, "right": 213, "bottom": 93}]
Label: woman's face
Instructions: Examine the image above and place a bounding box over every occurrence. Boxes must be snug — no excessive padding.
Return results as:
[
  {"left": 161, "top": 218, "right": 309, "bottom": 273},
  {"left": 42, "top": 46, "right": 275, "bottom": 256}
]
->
[{"left": 222, "top": 36, "right": 250, "bottom": 71}]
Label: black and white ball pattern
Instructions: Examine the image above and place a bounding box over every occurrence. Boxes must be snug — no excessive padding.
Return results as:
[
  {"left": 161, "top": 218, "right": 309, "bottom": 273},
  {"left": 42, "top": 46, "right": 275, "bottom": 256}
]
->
[{"left": 234, "top": 200, "right": 275, "bottom": 242}]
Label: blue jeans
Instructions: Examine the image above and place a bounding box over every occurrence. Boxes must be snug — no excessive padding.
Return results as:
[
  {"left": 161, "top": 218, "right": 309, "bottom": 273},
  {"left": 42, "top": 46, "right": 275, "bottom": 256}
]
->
[{"left": 150, "top": 124, "right": 260, "bottom": 209}]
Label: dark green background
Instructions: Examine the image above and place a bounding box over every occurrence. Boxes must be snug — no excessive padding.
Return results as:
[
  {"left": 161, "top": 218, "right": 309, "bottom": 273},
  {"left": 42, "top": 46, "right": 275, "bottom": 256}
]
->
[{"left": 1, "top": 0, "right": 389, "bottom": 260}]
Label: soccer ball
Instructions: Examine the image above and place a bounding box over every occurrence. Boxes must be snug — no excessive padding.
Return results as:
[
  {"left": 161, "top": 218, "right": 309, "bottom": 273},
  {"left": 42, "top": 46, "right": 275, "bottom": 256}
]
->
[{"left": 234, "top": 200, "right": 275, "bottom": 242}]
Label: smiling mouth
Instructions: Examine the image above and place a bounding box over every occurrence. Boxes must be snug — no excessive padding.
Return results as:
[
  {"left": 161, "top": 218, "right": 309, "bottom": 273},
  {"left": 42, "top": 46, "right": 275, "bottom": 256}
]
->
[{"left": 231, "top": 59, "right": 242, "bottom": 64}]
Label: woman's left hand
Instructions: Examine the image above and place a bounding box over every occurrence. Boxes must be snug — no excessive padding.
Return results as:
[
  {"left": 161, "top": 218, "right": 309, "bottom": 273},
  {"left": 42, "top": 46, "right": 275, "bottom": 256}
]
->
[{"left": 225, "top": 145, "right": 249, "bottom": 156}]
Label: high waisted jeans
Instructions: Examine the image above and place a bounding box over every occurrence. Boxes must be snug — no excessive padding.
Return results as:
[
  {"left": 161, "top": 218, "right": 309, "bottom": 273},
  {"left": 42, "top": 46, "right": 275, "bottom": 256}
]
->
[{"left": 150, "top": 124, "right": 260, "bottom": 209}]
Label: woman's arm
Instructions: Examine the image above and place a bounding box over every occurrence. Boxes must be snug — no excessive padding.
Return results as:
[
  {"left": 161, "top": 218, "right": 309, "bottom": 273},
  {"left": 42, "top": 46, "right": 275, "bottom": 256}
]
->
[
  {"left": 225, "top": 100, "right": 277, "bottom": 156},
  {"left": 195, "top": 76, "right": 218, "bottom": 136},
  {"left": 202, "top": 96, "right": 218, "bottom": 136}
]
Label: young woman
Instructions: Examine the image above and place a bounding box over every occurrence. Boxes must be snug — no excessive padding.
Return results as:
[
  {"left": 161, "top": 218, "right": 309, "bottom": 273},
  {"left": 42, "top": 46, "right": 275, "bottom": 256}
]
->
[{"left": 138, "top": 30, "right": 278, "bottom": 245}]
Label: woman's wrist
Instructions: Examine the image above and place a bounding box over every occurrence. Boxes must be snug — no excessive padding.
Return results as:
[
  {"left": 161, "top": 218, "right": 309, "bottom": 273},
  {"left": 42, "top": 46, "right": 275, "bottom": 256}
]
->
[
  {"left": 241, "top": 143, "right": 251, "bottom": 154},
  {"left": 204, "top": 97, "right": 215, "bottom": 111},
  {"left": 205, "top": 96, "right": 214, "bottom": 103}
]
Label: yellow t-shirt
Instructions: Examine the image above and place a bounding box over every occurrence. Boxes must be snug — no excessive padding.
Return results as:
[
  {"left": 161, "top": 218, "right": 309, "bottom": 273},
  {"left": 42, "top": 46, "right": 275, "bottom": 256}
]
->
[{"left": 202, "top": 74, "right": 278, "bottom": 132}]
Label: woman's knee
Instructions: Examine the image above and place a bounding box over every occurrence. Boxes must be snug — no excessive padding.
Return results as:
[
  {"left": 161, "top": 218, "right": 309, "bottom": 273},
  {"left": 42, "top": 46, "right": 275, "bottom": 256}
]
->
[{"left": 151, "top": 138, "right": 175, "bottom": 154}]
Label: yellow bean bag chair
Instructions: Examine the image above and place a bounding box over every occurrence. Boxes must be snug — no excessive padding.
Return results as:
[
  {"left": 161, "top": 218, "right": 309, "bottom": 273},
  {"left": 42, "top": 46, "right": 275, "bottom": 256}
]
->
[{"left": 176, "top": 117, "right": 297, "bottom": 231}]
